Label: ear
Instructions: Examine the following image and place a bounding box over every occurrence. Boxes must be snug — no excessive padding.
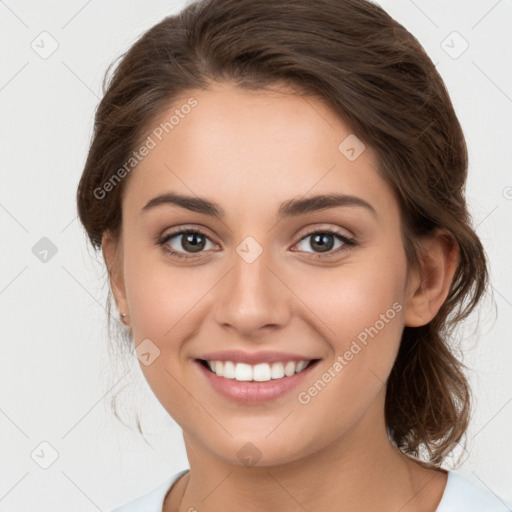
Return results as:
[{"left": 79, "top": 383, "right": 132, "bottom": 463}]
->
[
  {"left": 101, "top": 231, "right": 129, "bottom": 323},
  {"left": 404, "top": 229, "right": 459, "bottom": 327}
]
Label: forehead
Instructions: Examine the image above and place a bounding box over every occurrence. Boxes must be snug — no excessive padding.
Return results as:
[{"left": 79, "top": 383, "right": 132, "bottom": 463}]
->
[{"left": 123, "top": 83, "right": 398, "bottom": 222}]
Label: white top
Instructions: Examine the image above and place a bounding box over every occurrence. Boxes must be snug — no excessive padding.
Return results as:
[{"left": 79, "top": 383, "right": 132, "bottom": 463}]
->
[{"left": 111, "top": 469, "right": 512, "bottom": 512}]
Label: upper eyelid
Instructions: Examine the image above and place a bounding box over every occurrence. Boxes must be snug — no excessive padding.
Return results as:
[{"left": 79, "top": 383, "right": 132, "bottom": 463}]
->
[
  {"left": 296, "top": 225, "right": 354, "bottom": 241},
  {"left": 160, "top": 225, "right": 352, "bottom": 240}
]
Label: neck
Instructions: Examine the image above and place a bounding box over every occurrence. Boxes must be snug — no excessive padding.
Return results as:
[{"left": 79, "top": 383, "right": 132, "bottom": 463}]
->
[{"left": 166, "top": 397, "right": 448, "bottom": 512}]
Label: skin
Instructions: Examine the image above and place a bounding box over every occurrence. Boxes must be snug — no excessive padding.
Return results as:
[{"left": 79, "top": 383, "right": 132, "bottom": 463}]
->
[{"left": 102, "top": 81, "right": 459, "bottom": 512}]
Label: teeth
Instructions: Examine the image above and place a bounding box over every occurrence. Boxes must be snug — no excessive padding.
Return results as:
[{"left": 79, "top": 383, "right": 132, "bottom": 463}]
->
[
  {"left": 235, "top": 363, "right": 253, "bottom": 381},
  {"left": 253, "top": 363, "right": 271, "bottom": 381},
  {"left": 204, "top": 360, "right": 312, "bottom": 382}
]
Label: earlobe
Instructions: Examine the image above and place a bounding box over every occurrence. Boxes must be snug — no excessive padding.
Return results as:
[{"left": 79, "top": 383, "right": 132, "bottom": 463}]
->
[
  {"left": 101, "top": 231, "right": 128, "bottom": 319},
  {"left": 404, "top": 230, "right": 459, "bottom": 328}
]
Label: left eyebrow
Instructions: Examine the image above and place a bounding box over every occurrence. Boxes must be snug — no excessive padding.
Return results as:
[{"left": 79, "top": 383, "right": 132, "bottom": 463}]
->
[
  {"left": 277, "top": 193, "right": 377, "bottom": 220},
  {"left": 140, "top": 192, "right": 377, "bottom": 219}
]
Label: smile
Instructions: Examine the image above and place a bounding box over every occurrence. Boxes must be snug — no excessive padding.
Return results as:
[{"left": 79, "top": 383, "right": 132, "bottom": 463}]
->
[{"left": 195, "top": 358, "right": 321, "bottom": 403}]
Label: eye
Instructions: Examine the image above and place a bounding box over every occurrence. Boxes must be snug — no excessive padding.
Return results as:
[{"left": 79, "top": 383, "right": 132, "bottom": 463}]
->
[
  {"left": 292, "top": 229, "right": 356, "bottom": 258},
  {"left": 158, "top": 228, "right": 219, "bottom": 260},
  {"left": 157, "top": 227, "right": 356, "bottom": 261}
]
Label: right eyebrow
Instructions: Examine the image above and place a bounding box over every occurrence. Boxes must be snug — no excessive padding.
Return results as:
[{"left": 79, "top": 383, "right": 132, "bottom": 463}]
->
[{"left": 141, "top": 191, "right": 223, "bottom": 217}]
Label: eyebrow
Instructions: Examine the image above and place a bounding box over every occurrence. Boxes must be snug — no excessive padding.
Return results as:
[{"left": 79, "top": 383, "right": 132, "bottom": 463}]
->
[{"left": 141, "top": 191, "right": 377, "bottom": 219}]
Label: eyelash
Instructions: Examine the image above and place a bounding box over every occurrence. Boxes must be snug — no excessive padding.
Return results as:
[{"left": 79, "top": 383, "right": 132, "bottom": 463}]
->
[{"left": 157, "top": 227, "right": 357, "bottom": 261}]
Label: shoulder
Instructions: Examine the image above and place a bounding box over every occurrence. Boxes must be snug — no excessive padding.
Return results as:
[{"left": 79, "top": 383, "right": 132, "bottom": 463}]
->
[
  {"left": 436, "top": 471, "right": 512, "bottom": 512},
  {"left": 110, "top": 469, "right": 190, "bottom": 512}
]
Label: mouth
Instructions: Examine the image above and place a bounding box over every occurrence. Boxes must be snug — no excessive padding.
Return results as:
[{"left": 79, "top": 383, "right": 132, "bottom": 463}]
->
[{"left": 195, "top": 358, "right": 321, "bottom": 403}]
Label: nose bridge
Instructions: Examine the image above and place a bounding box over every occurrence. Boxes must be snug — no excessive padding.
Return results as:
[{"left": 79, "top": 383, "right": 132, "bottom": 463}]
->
[{"left": 213, "top": 235, "right": 290, "bottom": 334}]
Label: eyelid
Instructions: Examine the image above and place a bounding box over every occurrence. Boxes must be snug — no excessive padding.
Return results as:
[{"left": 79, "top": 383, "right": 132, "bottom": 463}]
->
[
  {"left": 157, "top": 224, "right": 215, "bottom": 243},
  {"left": 294, "top": 223, "right": 354, "bottom": 243}
]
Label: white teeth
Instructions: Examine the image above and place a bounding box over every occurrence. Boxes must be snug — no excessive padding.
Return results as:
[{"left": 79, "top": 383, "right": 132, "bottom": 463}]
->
[
  {"left": 235, "top": 363, "right": 253, "bottom": 381},
  {"left": 284, "top": 361, "right": 296, "bottom": 377},
  {"left": 223, "top": 361, "right": 236, "bottom": 379},
  {"left": 295, "top": 360, "right": 308, "bottom": 373},
  {"left": 253, "top": 363, "right": 271, "bottom": 381},
  {"left": 270, "top": 362, "right": 285, "bottom": 379},
  {"left": 215, "top": 361, "right": 224, "bottom": 377},
  {"left": 204, "top": 360, "right": 312, "bottom": 382}
]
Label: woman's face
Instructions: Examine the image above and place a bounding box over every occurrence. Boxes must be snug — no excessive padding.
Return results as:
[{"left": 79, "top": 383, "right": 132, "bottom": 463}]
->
[{"left": 108, "top": 82, "right": 417, "bottom": 467}]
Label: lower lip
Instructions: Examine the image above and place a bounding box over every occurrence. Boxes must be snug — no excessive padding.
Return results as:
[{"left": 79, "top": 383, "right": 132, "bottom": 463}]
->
[{"left": 195, "top": 360, "right": 319, "bottom": 404}]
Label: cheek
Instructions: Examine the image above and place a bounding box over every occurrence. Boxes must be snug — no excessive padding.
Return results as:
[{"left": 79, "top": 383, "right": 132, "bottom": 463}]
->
[
  {"left": 294, "top": 251, "right": 408, "bottom": 402},
  {"left": 123, "top": 244, "right": 202, "bottom": 340},
  {"left": 298, "top": 254, "right": 406, "bottom": 349},
  {"left": 289, "top": 269, "right": 406, "bottom": 444}
]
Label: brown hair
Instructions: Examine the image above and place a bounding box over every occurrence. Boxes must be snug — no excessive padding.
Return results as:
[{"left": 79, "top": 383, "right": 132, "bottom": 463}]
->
[{"left": 76, "top": 0, "right": 488, "bottom": 467}]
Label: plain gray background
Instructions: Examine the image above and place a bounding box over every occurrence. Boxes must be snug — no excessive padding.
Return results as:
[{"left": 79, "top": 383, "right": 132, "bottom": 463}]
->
[{"left": 1, "top": 0, "right": 511, "bottom": 510}]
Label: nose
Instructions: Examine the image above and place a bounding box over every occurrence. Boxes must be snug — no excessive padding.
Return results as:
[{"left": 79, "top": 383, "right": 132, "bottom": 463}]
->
[{"left": 213, "top": 243, "right": 292, "bottom": 338}]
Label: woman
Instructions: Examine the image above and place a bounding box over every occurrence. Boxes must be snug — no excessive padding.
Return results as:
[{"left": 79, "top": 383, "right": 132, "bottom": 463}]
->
[{"left": 77, "top": 0, "right": 510, "bottom": 510}]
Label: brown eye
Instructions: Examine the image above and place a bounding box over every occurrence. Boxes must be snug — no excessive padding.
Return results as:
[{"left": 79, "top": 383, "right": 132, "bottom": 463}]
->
[
  {"left": 158, "top": 229, "right": 218, "bottom": 259},
  {"left": 293, "top": 230, "right": 356, "bottom": 258}
]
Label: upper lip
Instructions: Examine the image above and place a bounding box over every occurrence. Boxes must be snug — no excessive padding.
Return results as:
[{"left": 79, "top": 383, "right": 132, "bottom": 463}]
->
[{"left": 197, "top": 350, "right": 320, "bottom": 365}]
